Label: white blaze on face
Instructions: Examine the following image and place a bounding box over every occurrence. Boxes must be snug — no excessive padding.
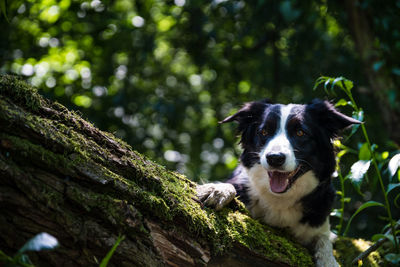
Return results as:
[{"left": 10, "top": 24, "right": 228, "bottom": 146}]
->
[{"left": 260, "top": 104, "right": 297, "bottom": 171}]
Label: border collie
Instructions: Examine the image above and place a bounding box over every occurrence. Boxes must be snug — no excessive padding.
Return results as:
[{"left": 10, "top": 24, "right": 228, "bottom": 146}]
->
[{"left": 197, "top": 99, "right": 360, "bottom": 266}]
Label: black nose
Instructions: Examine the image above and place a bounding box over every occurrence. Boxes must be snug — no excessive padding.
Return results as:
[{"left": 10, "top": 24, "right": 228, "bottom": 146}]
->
[{"left": 266, "top": 153, "right": 286, "bottom": 167}]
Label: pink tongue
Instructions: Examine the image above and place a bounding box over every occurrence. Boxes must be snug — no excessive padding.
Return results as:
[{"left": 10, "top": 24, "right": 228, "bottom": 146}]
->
[{"left": 269, "top": 172, "right": 289, "bottom": 193}]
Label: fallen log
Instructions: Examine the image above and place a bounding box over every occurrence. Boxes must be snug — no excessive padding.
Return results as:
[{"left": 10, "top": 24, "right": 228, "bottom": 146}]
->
[{"left": 0, "top": 75, "right": 381, "bottom": 266}]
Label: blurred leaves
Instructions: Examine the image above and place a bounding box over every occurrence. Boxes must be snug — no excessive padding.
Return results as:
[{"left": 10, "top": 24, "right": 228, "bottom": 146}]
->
[
  {"left": 384, "top": 253, "right": 400, "bottom": 265},
  {"left": 1, "top": 0, "right": 366, "bottom": 181},
  {"left": 1, "top": 0, "right": 400, "bottom": 255}
]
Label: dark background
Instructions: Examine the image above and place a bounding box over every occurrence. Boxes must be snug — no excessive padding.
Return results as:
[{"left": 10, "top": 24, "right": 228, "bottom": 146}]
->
[{"left": 1, "top": 0, "right": 399, "bottom": 241}]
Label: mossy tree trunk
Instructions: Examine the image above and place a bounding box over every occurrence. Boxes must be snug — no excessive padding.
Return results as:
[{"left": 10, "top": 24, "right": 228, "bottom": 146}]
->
[
  {"left": 0, "top": 75, "right": 314, "bottom": 266},
  {"left": 0, "top": 75, "right": 381, "bottom": 266}
]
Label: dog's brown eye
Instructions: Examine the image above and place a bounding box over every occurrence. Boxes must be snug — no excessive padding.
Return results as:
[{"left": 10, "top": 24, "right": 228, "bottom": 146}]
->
[
  {"left": 296, "top": 129, "right": 305, "bottom": 137},
  {"left": 260, "top": 129, "right": 268, "bottom": 136}
]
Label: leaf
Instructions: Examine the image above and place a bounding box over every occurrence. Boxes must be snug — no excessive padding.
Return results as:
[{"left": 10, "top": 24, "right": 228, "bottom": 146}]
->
[
  {"left": 336, "top": 149, "right": 347, "bottom": 159},
  {"left": 398, "top": 169, "right": 400, "bottom": 183},
  {"left": 0, "top": 249, "right": 12, "bottom": 262},
  {"left": 384, "top": 253, "right": 400, "bottom": 265},
  {"left": 335, "top": 98, "right": 348, "bottom": 107},
  {"left": 99, "top": 235, "right": 125, "bottom": 267},
  {"left": 388, "top": 153, "right": 400, "bottom": 177},
  {"left": 353, "top": 109, "right": 364, "bottom": 122},
  {"left": 330, "top": 208, "right": 342, "bottom": 218},
  {"left": 313, "top": 76, "right": 332, "bottom": 91},
  {"left": 392, "top": 68, "right": 400, "bottom": 76},
  {"left": 371, "top": 233, "right": 386, "bottom": 242},
  {"left": 371, "top": 233, "right": 398, "bottom": 247},
  {"left": 343, "top": 110, "right": 363, "bottom": 142},
  {"left": 383, "top": 233, "right": 397, "bottom": 247},
  {"left": 343, "top": 201, "right": 384, "bottom": 236},
  {"left": 279, "top": 1, "right": 301, "bottom": 22},
  {"left": 394, "top": 193, "right": 400, "bottom": 209},
  {"left": 324, "top": 79, "right": 333, "bottom": 95},
  {"left": 329, "top": 76, "right": 354, "bottom": 94},
  {"left": 344, "top": 124, "right": 360, "bottom": 142},
  {"left": 342, "top": 79, "right": 354, "bottom": 92},
  {"left": 313, "top": 76, "right": 327, "bottom": 90},
  {"left": 358, "top": 143, "right": 371, "bottom": 160},
  {"left": 18, "top": 254, "right": 33, "bottom": 264},
  {"left": 387, "top": 183, "right": 400, "bottom": 194},
  {"left": 331, "top": 77, "right": 344, "bottom": 90},
  {"left": 349, "top": 160, "right": 371, "bottom": 182},
  {"left": 18, "top": 233, "right": 59, "bottom": 254},
  {"left": 373, "top": 61, "right": 384, "bottom": 72}
]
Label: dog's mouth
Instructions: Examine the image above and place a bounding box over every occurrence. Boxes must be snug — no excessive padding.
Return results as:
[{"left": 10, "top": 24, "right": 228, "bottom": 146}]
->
[{"left": 268, "top": 167, "right": 301, "bottom": 194}]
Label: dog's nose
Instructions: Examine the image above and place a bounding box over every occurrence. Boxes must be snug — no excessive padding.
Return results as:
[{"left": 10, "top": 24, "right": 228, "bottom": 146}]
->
[{"left": 266, "top": 153, "right": 286, "bottom": 167}]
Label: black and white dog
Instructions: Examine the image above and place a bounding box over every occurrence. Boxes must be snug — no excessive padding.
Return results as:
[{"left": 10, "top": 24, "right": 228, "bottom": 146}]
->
[{"left": 197, "top": 99, "right": 360, "bottom": 266}]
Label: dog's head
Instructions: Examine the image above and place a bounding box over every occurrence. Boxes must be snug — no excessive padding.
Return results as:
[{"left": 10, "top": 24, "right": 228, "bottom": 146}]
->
[{"left": 221, "top": 99, "right": 360, "bottom": 194}]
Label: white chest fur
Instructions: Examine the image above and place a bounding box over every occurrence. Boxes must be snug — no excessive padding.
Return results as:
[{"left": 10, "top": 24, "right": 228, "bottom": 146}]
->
[{"left": 246, "top": 164, "right": 323, "bottom": 244}]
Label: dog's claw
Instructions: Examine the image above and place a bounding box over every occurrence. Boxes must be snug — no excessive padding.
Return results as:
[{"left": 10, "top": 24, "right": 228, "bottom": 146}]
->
[{"left": 197, "top": 183, "right": 236, "bottom": 210}]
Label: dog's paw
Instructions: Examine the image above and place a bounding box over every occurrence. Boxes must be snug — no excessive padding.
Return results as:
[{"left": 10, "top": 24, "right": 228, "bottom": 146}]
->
[
  {"left": 314, "top": 234, "right": 340, "bottom": 267},
  {"left": 196, "top": 183, "right": 236, "bottom": 210},
  {"left": 314, "top": 247, "right": 339, "bottom": 267}
]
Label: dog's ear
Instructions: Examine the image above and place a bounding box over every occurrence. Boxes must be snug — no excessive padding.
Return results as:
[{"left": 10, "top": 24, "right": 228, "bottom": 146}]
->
[
  {"left": 220, "top": 100, "right": 270, "bottom": 147},
  {"left": 220, "top": 100, "right": 270, "bottom": 125},
  {"left": 219, "top": 102, "right": 252, "bottom": 124},
  {"left": 306, "top": 99, "right": 361, "bottom": 136}
]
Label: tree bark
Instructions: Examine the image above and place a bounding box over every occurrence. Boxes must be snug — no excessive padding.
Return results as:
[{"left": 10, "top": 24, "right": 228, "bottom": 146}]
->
[{"left": 0, "top": 75, "right": 381, "bottom": 266}]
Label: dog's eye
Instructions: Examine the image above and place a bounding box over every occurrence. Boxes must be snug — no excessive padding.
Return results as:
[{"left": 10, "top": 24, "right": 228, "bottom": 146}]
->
[
  {"left": 296, "top": 129, "right": 305, "bottom": 137},
  {"left": 260, "top": 129, "right": 268, "bottom": 136}
]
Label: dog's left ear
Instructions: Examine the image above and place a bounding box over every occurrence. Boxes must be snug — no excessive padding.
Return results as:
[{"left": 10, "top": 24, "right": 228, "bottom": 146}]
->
[{"left": 306, "top": 99, "right": 361, "bottom": 136}]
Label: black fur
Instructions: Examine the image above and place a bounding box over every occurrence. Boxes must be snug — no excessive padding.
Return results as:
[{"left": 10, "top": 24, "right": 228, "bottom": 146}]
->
[{"left": 224, "top": 98, "right": 360, "bottom": 228}]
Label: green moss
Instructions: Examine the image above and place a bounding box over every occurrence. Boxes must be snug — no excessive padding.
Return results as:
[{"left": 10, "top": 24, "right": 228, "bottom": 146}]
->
[
  {"left": 334, "top": 237, "right": 382, "bottom": 266},
  {"left": 0, "top": 134, "right": 70, "bottom": 169},
  {"left": 0, "top": 75, "right": 43, "bottom": 111},
  {"left": 122, "top": 153, "right": 313, "bottom": 265},
  {"left": 0, "top": 75, "right": 314, "bottom": 265}
]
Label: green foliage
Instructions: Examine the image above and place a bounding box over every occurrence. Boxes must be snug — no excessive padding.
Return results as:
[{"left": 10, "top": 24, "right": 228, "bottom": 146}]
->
[
  {"left": 0, "top": 0, "right": 399, "bottom": 252},
  {"left": 0, "top": 232, "right": 59, "bottom": 267},
  {"left": 343, "top": 201, "right": 384, "bottom": 236},
  {"left": 0, "top": 0, "right": 364, "bottom": 183},
  {"left": 315, "top": 76, "right": 400, "bottom": 263},
  {"left": 99, "top": 235, "right": 125, "bottom": 267}
]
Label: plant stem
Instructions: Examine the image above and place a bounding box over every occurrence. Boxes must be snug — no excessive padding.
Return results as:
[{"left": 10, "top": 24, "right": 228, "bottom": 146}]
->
[
  {"left": 347, "top": 93, "right": 399, "bottom": 252},
  {"left": 338, "top": 168, "right": 345, "bottom": 236},
  {"left": 352, "top": 219, "right": 400, "bottom": 265}
]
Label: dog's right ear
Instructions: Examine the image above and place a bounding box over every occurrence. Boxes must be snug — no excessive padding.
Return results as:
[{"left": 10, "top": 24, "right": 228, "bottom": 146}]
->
[
  {"left": 219, "top": 102, "right": 252, "bottom": 124},
  {"left": 220, "top": 99, "right": 271, "bottom": 124},
  {"left": 220, "top": 100, "right": 270, "bottom": 147}
]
